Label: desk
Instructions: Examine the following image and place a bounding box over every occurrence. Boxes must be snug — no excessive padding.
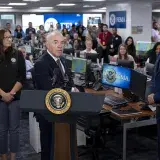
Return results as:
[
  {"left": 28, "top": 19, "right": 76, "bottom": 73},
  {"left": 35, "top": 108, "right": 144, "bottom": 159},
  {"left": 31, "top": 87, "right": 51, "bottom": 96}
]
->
[{"left": 86, "top": 88, "right": 156, "bottom": 160}]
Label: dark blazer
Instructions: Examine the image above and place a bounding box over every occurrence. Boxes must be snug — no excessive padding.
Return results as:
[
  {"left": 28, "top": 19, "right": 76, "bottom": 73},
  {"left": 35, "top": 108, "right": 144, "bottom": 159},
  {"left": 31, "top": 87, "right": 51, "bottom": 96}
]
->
[
  {"left": 146, "top": 49, "right": 157, "bottom": 64},
  {"left": 34, "top": 51, "right": 74, "bottom": 91},
  {"left": 151, "top": 55, "right": 160, "bottom": 119}
]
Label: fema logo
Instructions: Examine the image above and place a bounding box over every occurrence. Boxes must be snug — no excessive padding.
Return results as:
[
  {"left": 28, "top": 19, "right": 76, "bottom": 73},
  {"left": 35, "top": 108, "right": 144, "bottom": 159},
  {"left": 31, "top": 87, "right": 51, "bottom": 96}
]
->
[
  {"left": 110, "top": 14, "right": 116, "bottom": 26},
  {"left": 104, "top": 68, "right": 116, "bottom": 83}
]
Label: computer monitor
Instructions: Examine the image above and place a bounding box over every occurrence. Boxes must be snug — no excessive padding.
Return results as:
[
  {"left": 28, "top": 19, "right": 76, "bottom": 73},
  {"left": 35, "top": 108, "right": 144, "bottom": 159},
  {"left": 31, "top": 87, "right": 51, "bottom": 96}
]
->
[
  {"left": 65, "top": 55, "right": 73, "bottom": 69},
  {"left": 102, "top": 64, "right": 131, "bottom": 89},
  {"left": 63, "top": 48, "right": 74, "bottom": 55},
  {"left": 117, "top": 59, "right": 134, "bottom": 69},
  {"left": 136, "top": 41, "right": 155, "bottom": 52},
  {"left": 130, "top": 70, "right": 147, "bottom": 100},
  {"left": 71, "top": 57, "right": 87, "bottom": 74},
  {"left": 86, "top": 53, "right": 99, "bottom": 63}
]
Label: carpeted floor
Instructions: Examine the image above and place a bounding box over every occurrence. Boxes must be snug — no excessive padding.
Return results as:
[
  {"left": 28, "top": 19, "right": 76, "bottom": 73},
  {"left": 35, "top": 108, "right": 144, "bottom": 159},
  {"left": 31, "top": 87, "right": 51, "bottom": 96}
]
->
[{"left": 16, "top": 117, "right": 158, "bottom": 160}]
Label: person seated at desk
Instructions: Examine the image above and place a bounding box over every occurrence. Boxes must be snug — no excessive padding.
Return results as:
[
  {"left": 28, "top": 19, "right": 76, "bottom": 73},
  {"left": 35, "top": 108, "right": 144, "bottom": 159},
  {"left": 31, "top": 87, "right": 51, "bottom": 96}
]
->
[
  {"left": 146, "top": 42, "right": 160, "bottom": 64},
  {"left": 112, "top": 44, "right": 136, "bottom": 69},
  {"left": 18, "top": 46, "right": 33, "bottom": 79},
  {"left": 125, "top": 36, "right": 136, "bottom": 61},
  {"left": 14, "top": 25, "right": 25, "bottom": 39},
  {"left": 81, "top": 39, "right": 97, "bottom": 55},
  {"left": 63, "top": 36, "right": 72, "bottom": 49}
]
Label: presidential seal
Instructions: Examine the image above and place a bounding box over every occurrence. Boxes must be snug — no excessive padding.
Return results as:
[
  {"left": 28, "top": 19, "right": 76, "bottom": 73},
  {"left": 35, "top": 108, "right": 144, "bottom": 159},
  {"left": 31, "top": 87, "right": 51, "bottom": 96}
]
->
[
  {"left": 104, "top": 68, "right": 116, "bottom": 83},
  {"left": 45, "top": 88, "right": 71, "bottom": 115}
]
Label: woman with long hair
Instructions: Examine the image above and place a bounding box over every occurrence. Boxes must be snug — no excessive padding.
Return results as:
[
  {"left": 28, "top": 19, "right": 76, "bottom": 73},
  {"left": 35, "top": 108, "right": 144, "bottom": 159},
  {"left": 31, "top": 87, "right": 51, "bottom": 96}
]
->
[
  {"left": 14, "top": 25, "right": 25, "bottom": 39},
  {"left": 146, "top": 42, "right": 160, "bottom": 64},
  {"left": 114, "top": 44, "right": 136, "bottom": 68},
  {"left": 0, "top": 29, "right": 26, "bottom": 160},
  {"left": 125, "top": 36, "right": 136, "bottom": 60}
]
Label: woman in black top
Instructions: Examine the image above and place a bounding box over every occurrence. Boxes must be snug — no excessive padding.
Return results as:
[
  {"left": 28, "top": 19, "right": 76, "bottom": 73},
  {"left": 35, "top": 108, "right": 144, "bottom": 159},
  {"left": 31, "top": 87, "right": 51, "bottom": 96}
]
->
[
  {"left": 146, "top": 42, "right": 160, "bottom": 64},
  {"left": 125, "top": 36, "right": 136, "bottom": 60},
  {"left": 0, "top": 29, "right": 26, "bottom": 160}
]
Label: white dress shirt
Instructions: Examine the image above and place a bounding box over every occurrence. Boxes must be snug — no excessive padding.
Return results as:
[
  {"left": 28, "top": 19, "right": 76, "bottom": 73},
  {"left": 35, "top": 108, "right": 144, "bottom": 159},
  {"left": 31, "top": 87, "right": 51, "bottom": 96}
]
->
[{"left": 47, "top": 50, "right": 65, "bottom": 74}]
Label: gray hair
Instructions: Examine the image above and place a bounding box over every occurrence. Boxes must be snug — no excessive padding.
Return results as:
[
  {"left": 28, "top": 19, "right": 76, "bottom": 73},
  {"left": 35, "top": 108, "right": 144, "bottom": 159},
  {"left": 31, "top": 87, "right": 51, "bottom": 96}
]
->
[
  {"left": 46, "top": 30, "right": 63, "bottom": 43},
  {"left": 18, "top": 46, "right": 26, "bottom": 51}
]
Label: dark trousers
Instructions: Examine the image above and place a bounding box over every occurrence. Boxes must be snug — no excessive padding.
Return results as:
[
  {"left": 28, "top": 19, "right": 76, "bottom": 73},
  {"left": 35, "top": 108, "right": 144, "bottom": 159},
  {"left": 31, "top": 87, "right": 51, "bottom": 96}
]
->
[
  {"left": 0, "top": 101, "right": 20, "bottom": 154},
  {"left": 37, "top": 114, "right": 52, "bottom": 160},
  {"left": 97, "top": 46, "right": 109, "bottom": 63}
]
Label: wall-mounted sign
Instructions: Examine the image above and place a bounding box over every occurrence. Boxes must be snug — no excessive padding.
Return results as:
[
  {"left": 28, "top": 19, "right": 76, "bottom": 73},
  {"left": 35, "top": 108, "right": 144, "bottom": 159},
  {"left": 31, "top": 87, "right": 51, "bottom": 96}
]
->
[
  {"left": 132, "top": 26, "right": 143, "bottom": 34},
  {"left": 109, "top": 11, "right": 126, "bottom": 29}
]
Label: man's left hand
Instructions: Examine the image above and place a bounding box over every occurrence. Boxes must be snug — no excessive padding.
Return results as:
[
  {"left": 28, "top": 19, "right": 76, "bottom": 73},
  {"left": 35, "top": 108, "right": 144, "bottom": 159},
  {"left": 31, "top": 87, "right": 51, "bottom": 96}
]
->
[{"left": 148, "top": 94, "right": 155, "bottom": 104}]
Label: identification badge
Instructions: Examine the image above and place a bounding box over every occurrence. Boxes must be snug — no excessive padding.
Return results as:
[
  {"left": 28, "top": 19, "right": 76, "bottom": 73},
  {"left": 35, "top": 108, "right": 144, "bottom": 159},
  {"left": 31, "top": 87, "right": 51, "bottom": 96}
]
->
[
  {"left": 11, "top": 58, "right": 16, "bottom": 63},
  {"left": 116, "top": 37, "right": 118, "bottom": 40},
  {"left": 110, "top": 44, "right": 113, "bottom": 48}
]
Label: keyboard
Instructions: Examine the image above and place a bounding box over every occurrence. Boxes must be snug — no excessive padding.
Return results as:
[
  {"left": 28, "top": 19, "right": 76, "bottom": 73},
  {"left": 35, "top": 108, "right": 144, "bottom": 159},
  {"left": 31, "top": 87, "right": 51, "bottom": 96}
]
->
[
  {"left": 73, "top": 74, "right": 86, "bottom": 86},
  {"left": 104, "top": 95, "right": 128, "bottom": 107}
]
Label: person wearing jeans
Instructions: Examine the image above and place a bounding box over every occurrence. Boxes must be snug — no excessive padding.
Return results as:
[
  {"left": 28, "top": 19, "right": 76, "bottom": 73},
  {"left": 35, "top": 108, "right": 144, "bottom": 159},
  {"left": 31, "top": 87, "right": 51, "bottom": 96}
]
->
[{"left": 0, "top": 29, "right": 26, "bottom": 160}]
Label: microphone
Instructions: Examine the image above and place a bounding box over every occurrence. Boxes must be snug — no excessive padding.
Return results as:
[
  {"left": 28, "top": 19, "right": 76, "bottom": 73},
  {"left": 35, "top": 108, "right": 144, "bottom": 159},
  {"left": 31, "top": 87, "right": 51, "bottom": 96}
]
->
[{"left": 51, "top": 68, "right": 60, "bottom": 87}]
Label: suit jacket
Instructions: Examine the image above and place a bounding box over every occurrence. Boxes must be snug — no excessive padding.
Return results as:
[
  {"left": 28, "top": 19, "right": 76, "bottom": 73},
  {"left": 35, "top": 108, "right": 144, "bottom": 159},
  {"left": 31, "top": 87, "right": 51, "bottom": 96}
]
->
[
  {"left": 34, "top": 51, "right": 74, "bottom": 91},
  {"left": 153, "top": 55, "right": 160, "bottom": 104}
]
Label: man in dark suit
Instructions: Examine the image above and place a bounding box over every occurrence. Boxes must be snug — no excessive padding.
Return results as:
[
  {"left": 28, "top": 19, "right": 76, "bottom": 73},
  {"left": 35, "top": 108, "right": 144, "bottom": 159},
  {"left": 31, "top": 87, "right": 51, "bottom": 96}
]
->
[
  {"left": 148, "top": 52, "right": 160, "bottom": 160},
  {"left": 34, "top": 31, "right": 77, "bottom": 160},
  {"left": 107, "top": 28, "right": 122, "bottom": 56}
]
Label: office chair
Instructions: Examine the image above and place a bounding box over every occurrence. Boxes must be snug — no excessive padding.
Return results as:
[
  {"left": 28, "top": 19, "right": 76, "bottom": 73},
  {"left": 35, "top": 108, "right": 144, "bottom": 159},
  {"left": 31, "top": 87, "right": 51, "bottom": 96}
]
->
[{"left": 77, "top": 111, "right": 122, "bottom": 160}]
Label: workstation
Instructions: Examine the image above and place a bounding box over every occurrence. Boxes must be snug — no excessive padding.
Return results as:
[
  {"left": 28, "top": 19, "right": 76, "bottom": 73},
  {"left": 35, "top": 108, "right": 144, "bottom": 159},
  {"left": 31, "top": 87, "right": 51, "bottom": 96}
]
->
[{"left": 0, "top": 0, "right": 160, "bottom": 160}]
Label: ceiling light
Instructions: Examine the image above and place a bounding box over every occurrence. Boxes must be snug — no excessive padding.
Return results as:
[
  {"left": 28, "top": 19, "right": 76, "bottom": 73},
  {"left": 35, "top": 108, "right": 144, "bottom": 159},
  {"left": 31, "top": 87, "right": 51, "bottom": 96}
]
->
[
  {"left": 152, "top": 9, "right": 160, "bottom": 12},
  {"left": 23, "top": 0, "right": 40, "bottom": 1},
  {"left": 83, "top": 0, "right": 105, "bottom": 1},
  {"left": 8, "top": 3, "right": 27, "bottom": 6},
  {"left": 57, "top": 3, "right": 75, "bottom": 6},
  {"left": 83, "top": 5, "right": 96, "bottom": 7},
  {"left": 0, "top": 6, "right": 13, "bottom": 8},
  {"left": 40, "top": 7, "right": 53, "bottom": 9}
]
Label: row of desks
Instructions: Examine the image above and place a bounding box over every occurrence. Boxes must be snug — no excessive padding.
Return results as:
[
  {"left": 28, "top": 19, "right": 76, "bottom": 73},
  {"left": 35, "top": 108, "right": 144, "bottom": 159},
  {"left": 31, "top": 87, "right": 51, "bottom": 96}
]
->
[{"left": 85, "top": 88, "right": 156, "bottom": 160}]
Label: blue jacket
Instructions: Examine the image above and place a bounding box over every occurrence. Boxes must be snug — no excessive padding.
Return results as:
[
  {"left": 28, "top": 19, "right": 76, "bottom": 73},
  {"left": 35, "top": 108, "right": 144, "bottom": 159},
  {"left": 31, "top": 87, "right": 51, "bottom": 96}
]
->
[
  {"left": 152, "top": 55, "right": 160, "bottom": 103},
  {"left": 14, "top": 30, "right": 25, "bottom": 39}
]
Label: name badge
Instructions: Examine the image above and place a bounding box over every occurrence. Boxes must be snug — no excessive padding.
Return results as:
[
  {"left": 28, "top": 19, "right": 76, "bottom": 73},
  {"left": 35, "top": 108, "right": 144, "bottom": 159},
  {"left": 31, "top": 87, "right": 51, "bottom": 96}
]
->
[
  {"left": 110, "top": 44, "right": 113, "bottom": 48},
  {"left": 116, "top": 37, "right": 118, "bottom": 40},
  {"left": 11, "top": 58, "right": 16, "bottom": 63}
]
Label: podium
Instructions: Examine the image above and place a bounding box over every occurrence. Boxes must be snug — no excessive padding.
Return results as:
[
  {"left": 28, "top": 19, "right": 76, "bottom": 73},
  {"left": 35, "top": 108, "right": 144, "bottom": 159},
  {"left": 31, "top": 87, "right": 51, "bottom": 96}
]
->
[{"left": 20, "top": 90, "right": 104, "bottom": 160}]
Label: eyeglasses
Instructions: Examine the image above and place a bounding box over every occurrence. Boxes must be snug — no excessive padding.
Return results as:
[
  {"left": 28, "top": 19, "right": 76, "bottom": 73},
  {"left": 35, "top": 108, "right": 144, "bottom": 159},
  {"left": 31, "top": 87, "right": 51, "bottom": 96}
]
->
[{"left": 4, "top": 36, "right": 12, "bottom": 40}]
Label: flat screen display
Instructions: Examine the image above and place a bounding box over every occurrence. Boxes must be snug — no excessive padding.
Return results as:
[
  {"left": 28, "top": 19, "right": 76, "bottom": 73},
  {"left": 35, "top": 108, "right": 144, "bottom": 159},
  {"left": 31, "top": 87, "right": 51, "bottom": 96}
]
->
[{"left": 102, "top": 64, "right": 131, "bottom": 89}]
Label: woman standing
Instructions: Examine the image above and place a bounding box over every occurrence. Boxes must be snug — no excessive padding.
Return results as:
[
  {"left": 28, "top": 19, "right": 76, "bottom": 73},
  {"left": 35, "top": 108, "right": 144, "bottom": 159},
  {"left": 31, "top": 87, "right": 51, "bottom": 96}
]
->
[{"left": 0, "top": 29, "right": 26, "bottom": 160}]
